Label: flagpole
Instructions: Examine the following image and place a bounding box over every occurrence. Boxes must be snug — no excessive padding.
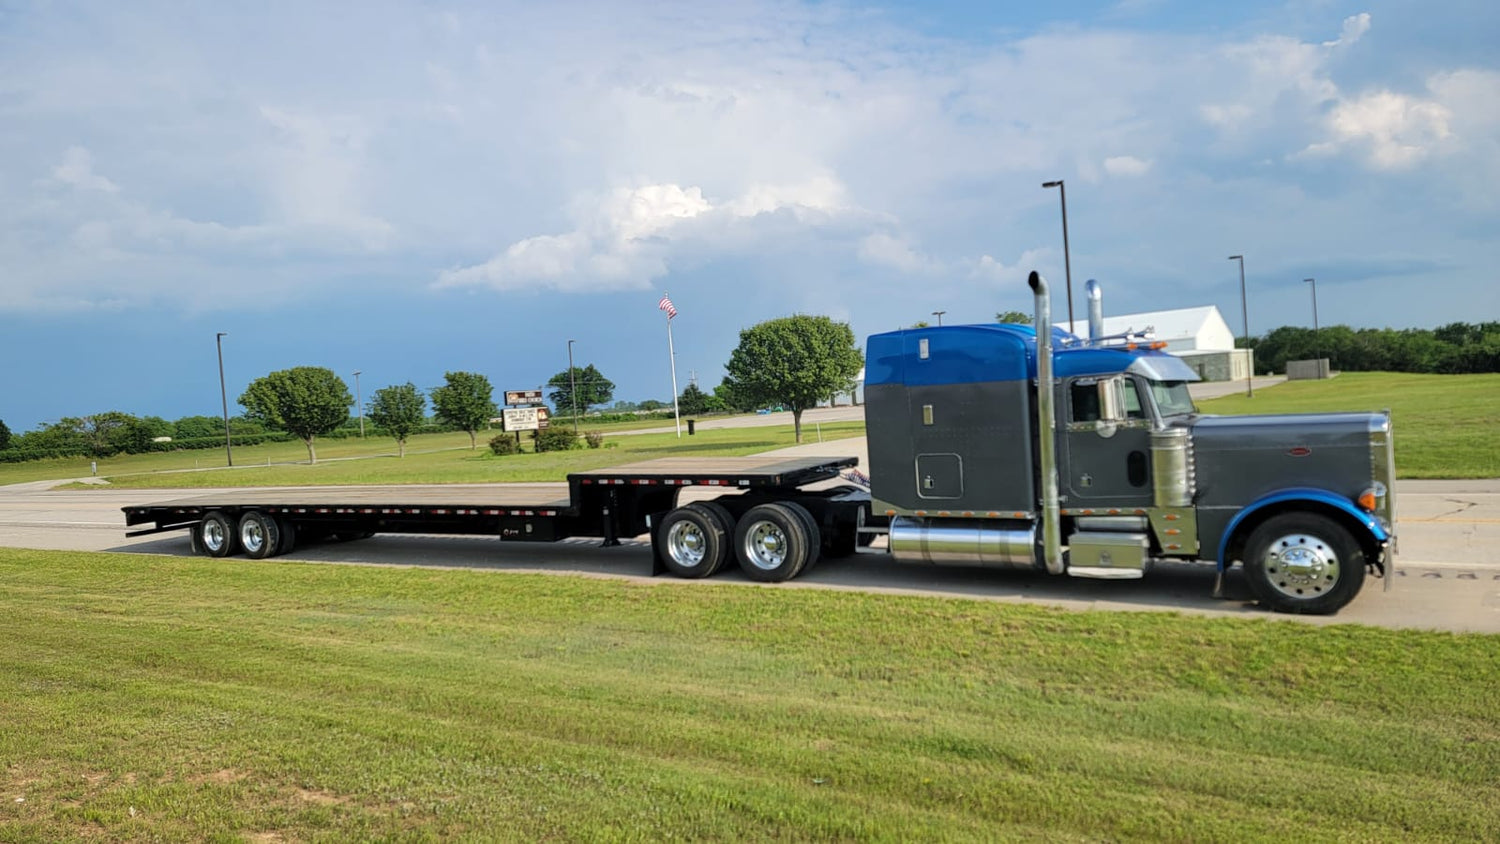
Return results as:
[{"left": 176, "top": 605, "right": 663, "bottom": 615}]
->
[{"left": 666, "top": 300, "right": 682, "bottom": 438}]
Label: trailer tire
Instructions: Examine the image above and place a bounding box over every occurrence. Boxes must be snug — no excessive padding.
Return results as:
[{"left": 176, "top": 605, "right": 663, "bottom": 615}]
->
[
  {"left": 781, "top": 501, "right": 821, "bottom": 570},
  {"left": 275, "top": 516, "right": 298, "bottom": 556},
  {"left": 238, "top": 511, "right": 281, "bottom": 560},
  {"left": 198, "top": 511, "right": 237, "bottom": 558},
  {"left": 657, "top": 505, "right": 728, "bottom": 578},
  {"left": 733, "top": 503, "right": 810, "bottom": 582},
  {"left": 686, "top": 502, "right": 735, "bottom": 576},
  {"left": 1243, "top": 512, "right": 1366, "bottom": 615}
]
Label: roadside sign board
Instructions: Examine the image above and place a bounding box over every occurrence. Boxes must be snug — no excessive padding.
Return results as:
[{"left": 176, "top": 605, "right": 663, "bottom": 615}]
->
[
  {"left": 502, "top": 406, "right": 550, "bottom": 431},
  {"left": 505, "top": 389, "right": 543, "bottom": 406}
]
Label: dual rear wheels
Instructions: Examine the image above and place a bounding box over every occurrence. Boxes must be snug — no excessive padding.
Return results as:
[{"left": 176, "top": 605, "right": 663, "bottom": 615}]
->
[
  {"left": 193, "top": 510, "right": 298, "bottom": 559},
  {"left": 656, "top": 501, "right": 825, "bottom": 582}
]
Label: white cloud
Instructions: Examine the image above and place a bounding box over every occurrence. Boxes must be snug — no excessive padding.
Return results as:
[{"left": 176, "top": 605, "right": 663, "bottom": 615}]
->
[
  {"left": 1103, "top": 155, "right": 1151, "bottom": 177},
  {"left": 1323, "top": 90, "right": 1452, "bottom": 169},
  {"left": 858, "top": 233, "right": 935, "bottom": 274},
  {"left": 1323, "top": 13, "right": 1372, "bottom": 49},
  {"left": 437, "top": 177, "right": 856, "bottom": 292},
  {"left": 51, "top": 147, "right": 119, "bottom": 193}
]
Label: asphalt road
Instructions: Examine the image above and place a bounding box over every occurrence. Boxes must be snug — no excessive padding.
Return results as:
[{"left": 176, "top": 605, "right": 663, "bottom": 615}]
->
[{"left": 3, "top": 419, "right": 1497, "bottom": 632}]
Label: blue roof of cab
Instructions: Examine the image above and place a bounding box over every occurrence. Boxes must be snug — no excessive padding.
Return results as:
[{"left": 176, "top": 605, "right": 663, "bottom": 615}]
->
[{"left": 864, "top": 323, "right": 1178, "bottom": 386}]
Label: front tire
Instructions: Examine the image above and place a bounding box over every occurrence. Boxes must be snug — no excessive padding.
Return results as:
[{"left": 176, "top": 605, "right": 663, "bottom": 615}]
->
[{"left": 1243, "top": 512, "right": 1366, "bottom": 615}]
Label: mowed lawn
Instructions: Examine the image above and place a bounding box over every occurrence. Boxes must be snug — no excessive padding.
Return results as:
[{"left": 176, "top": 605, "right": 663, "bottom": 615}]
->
[
  {"left": 1, "top": 550, "right": 1496, "bottom": 840},
  {"left": 13, "top": 422, "right": 865, "bottom": 490},
  {"left": 1198, "top": 372, "right": 1500, "bottom": 478}
]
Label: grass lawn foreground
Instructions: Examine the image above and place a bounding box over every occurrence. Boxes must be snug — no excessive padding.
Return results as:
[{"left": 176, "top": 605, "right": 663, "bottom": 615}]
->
[{"left": 1, "top": 549, "right": 1496, "bottom": 840}]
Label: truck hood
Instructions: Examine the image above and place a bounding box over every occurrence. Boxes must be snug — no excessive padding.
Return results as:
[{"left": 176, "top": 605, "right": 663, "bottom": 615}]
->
[{"left": 1187, "top": 412, "right": 1386, "bottom": 507}]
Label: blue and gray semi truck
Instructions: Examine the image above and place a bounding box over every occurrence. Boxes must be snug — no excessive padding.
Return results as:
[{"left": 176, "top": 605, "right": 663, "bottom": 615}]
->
[{"left": 126, "top": 271, "right": 1395, "bottom": 614}]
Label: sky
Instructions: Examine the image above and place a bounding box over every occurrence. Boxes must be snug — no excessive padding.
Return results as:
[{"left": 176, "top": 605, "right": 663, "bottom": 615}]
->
[{"left": 2, "top": 0, "right": 1497, "bottom": 432}]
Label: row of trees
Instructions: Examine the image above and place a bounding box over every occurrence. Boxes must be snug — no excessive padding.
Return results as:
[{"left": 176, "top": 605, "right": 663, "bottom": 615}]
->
[{"left": 1246, "top": 322, "right": 1500, "bottom": 375}]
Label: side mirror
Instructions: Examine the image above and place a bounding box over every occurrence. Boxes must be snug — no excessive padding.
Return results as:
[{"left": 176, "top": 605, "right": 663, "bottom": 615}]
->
[{"left": 1095, "top": 378, "right": 1127, "bottom": 437}]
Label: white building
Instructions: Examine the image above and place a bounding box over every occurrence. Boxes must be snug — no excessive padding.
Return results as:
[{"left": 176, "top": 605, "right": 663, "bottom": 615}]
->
[{"left": 1059, "top": 305, "right": 1253, "bottom": 382}]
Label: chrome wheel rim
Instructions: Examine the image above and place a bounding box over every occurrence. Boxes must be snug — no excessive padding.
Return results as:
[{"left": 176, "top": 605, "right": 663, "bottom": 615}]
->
[
  {"left": 666, "top": 520, "right": 707, "bottom": 568},
  {"left": 202, "top": 520, "right": 226, "bottom": 553},
  {"left": 1262, "top": 532, "right": 1340, "bottom": 599},
  {"left": 743, "top": 520, "right": 787, "bottom": 571},
  {"left": 240, "top": 521, "right": 265, "bottom": 555}
]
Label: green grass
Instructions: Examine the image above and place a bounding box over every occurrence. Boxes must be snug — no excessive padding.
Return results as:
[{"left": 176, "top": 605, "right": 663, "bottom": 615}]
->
[
  {"left": 20, "top": 422, "right": 865, "bottom": 490},
  {"left": 1, "top": 549, "right": 1495, "bottom": 840},
  {"left": 1198, "top": 372, "right": 1500, "bottom": 478}
]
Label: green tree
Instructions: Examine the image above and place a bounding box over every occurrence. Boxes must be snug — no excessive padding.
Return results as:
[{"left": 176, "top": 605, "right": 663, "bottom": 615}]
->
[
  {"left": 431, "top": 371, "right": 497, "bottom": 450},
  {"left": 910, "top": 320, "right": 931, "bottom": 329},
  {"left": 367, "top": 383, "right": 426, "bottom": 457},
  {"left": 712, "top": 380, "right": 757, "bottom": 413},
  {"left": 547, "top": 364, "right": 615, "bottom": 417},
  {"left": 173, "top": 415, "right": 222, "bottom": 440},
  {"left": 677, "top": 383, "right": 713, "bottom": 415},
  {"left": 0, "top": 418, "right": 10, "bottom": 450},
  {"left": 723, "top": 314, "right": 864, "bottom": 443},
  {"left": 996, "top": 310, "right": 1032, "bottom": 325},
  {"left": 238, "top": 367, "right": 351, "bottom": 464}
]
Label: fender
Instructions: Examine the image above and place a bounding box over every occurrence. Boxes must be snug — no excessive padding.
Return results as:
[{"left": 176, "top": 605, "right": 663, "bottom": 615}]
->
[{"left": 1216, "top": 486, "right": 1389, "bottom": 572}]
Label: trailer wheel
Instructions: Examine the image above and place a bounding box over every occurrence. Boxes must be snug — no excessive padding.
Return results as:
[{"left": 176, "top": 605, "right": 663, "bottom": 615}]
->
[
  {"left": 1243, "top": 512, "right": 1366, "bottom": 615},
  {"left": 686, "top": 502, "right": 735, "bottom": 576},
  {"left": 657, "top": 505, "right": 728, "bottom": 578},
  {"left": 781, "top": 501, "right": 821, "bottom": 570},
  {"left": 275, "top": 517, "right": 298, "bottom": 556},
  {"left": 733, "top": 503, "right": 810, "bottom": 582},
  {"left": 238, "top": 511, "right": 282, "bottom": 560},
  {"left": 198, "top": 511, "right": 237, "bottom": 558}
]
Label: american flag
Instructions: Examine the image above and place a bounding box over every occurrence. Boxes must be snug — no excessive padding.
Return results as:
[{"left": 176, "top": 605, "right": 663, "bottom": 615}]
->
[{"left": 658, "top": 293, "right": 677, "bottom": 319}]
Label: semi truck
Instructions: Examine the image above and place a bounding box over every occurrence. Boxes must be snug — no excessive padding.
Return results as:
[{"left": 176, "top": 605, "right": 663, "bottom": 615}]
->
[{"left": 125, "top": 271, "right": 1395, "bottom": 614}]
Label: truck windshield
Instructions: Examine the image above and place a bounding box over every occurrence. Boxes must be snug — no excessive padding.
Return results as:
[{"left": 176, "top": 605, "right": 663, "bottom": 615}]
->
[{"left": 1148, "top": 380, "right": 1196, "bottom": 417}]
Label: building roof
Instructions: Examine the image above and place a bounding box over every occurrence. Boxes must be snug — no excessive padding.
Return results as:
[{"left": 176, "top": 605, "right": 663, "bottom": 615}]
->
[{"left": 1056, "top": 306, "right": 1226, "bottom": 347}]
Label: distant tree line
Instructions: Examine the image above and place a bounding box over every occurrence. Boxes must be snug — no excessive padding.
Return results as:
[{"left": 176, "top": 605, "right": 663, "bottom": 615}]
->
[{"left": 1246, "top": 322, "right": 1500, "bottom": 375}]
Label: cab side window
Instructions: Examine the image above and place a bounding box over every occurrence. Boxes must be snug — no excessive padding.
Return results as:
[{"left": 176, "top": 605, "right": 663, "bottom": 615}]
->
[
  {"left": 1071, "top": 382, "right": 1099, "bottom": 422},
  {"left": 1124, "top": 380, "right": 1146, "bottom": 419}
]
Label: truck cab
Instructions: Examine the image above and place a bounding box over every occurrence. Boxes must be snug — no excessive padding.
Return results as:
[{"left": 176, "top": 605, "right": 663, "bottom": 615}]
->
[{"left": 863, "top": 273, "right": 1394, "bottom": 615}]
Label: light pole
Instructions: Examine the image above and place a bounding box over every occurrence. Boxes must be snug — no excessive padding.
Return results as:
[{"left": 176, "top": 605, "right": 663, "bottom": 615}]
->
[
  {"left": 1228, "top": 255, "right": 1253, "bottom": 397},
  {"left": 1042, "top": 179, "right": 1074, "bottom": 333},
  {"left": 567, "top": 339, "right": 579, "bottom": 435},
  {"left": 1304, "top": 278, "right": 1320, "bottom": 364},
  {"left": 216, "top": 332, "right": 232, "bottom": 467},
  {"left": 353, "top": 370, "right": 364, "bottom": 437},
  {"left": 931, "top": 310, "right": 946, "bottom": 326}
]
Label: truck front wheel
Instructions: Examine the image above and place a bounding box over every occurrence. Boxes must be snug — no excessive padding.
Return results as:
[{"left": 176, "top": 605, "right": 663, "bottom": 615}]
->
[{"left": 1243, "top": 513, "right": 1366, "bottom": 615}]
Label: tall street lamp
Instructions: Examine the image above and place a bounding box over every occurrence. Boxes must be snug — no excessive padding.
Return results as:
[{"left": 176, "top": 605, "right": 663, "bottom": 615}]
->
[
  {"left": 567, "top": 339, "right": 579, "bottom": 435},
  {"left": 353, "top": 370, "right": 364, "bottom": 437},
  {"left": 1042, "top": 179, "right": 1074, "bottom": 333},
  {"left": 1304, "top": 277, "right": 1320, "bottom": 364},
  {"left": 216, "top": 332, "right": 232, "bottom": 467},
  {"left": 1227, "top": 255, "right": 1253, "bottom": 397},
  {"left": 931, "top": 310, "right": 946, "bottom": 326}
]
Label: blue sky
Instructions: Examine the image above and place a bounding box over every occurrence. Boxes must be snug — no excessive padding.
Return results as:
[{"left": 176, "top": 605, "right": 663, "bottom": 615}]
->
[{"left": 2, "top": 0, "right": 1497, "bottom": 432}]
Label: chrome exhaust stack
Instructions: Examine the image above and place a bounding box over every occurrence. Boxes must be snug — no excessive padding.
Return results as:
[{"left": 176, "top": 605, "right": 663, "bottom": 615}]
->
[
  {"left": 1028, "top": 271, "right": 1065, "bottom": 575},
  {"left": 1086, "top": 279, "right": 1103, "bottom": 342}
]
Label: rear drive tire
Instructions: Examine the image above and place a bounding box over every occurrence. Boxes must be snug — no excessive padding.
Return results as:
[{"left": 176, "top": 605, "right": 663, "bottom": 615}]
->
[
  {"left": 1243, "top": 512, "right": 1366, "bottom": 615},
  {"left": 733, "top": 503, "right": 810, "bottom": 582},
  {"left": 198, "top": 511, "right": 237, "bottom": 558},
  {"left": 238, "top": 511, "right": 281, "bottom": 560},
  {"left": 657, "top": 505, "right": 728, "bottom": 578}
]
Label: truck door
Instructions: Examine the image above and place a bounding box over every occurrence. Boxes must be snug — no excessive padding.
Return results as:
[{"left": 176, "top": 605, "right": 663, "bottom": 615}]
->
[{"left": 1059, "top": 376, "right": 1154, "bottom": 508}]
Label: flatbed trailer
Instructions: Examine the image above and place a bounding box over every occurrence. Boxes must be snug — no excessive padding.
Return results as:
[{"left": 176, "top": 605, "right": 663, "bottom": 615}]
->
[{"left": 124, "top": 455, "right": 873, "bottom": 582}]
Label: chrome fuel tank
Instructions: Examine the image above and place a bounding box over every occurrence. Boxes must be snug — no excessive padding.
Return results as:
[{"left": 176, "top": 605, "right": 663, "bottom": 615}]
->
[{"left": 888, "top": 516, "right": 1038, "bottom": 569}]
